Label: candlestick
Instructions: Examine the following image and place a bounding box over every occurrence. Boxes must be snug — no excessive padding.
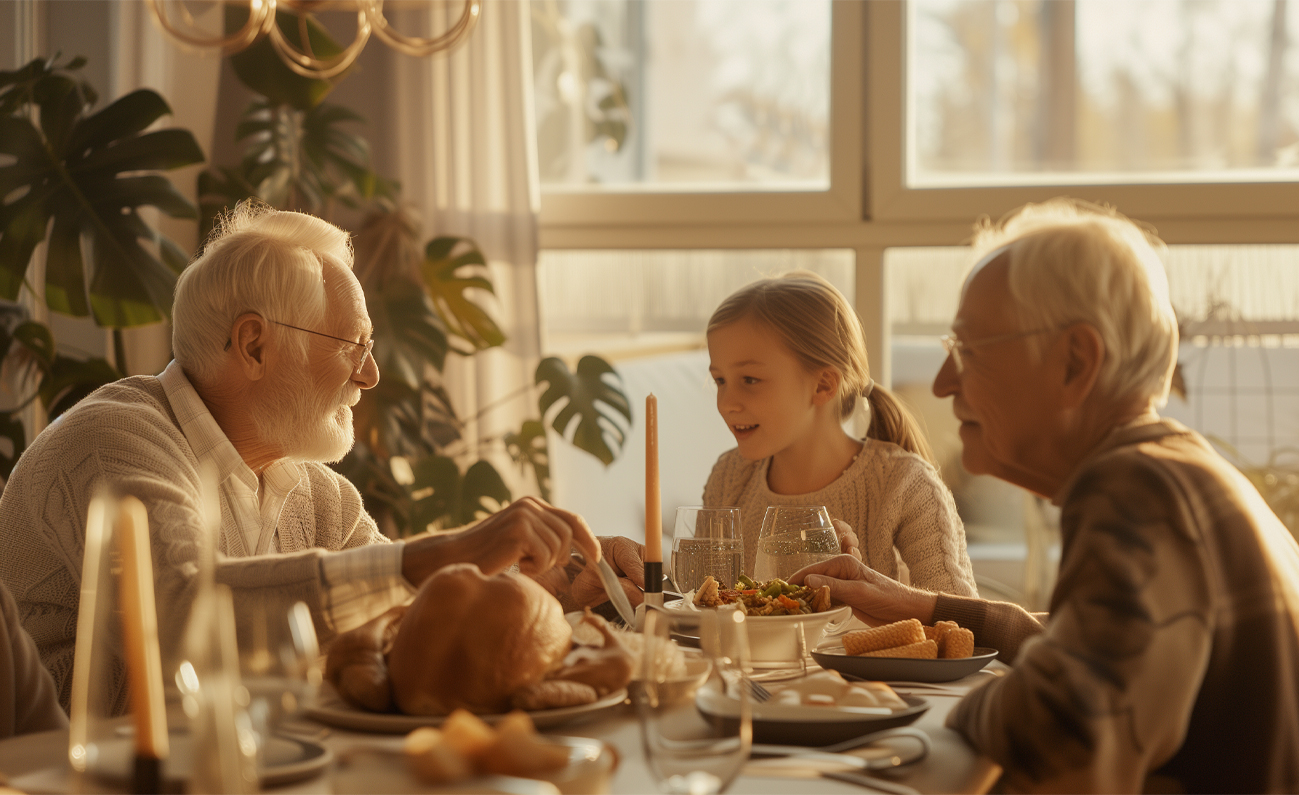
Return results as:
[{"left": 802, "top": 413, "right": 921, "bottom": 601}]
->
[
  {"left": 116, "top": 495, "right": 169, "bottom": 779},
  {"left": 644, "top": 394, "right": 662, "bottom": 595}
]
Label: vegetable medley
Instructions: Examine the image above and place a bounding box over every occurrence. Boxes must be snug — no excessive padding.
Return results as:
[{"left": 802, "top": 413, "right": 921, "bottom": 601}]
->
[{"left": 692, "top": 574, "right": 833, "bottom": 616}]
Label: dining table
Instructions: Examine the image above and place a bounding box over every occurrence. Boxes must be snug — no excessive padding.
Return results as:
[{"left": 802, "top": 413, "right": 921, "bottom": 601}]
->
[{"left": 0, "top": 661, "right": 1004, "bottom": 795}]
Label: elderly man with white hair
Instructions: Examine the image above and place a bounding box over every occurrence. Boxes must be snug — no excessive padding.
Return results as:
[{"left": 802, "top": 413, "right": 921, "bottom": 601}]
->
[
  {"left": 793, "top": 199, "right": 1299, "bottom": 793},
  {"left": 0, "top": 202, "right": 601, "bottom": 713}
]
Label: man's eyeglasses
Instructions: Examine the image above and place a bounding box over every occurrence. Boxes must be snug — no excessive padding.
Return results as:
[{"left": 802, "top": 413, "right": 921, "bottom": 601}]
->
[
  {"left": 939, "top": 327, "right": 1060, "bottom": 375},
  {"left": 272, "top": 320, "right": 374, "bottom": 376},
  {"left": 226, "top": 319, "right": 374, "bottom": 376}
]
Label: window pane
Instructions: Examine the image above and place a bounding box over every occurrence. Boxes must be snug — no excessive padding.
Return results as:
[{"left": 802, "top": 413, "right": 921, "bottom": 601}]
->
[
  {"left": 538, "top": 249, "right": 853, "bottom": 545},
  {"left": 909, "top": 0, "right": 1299, "bottom": 185},
  {"left": 532, "top": 0, "right": 831, "bottom": 190}
]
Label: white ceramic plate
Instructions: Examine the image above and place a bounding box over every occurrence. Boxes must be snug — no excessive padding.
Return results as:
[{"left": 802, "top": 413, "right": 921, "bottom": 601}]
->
[
  {"left": 304, "top": 685, "right": 628, "bottom": 734},
  {"left": 331, "top": 735, "right": 618, "bottom": 795},
  {"left": 87, "top": 732, "right": 331, "bottom": 787},
  {"left": 695, "top": 682, "right": 930, "bottom": 746},
  {"left": 812, "top": 642, "right": 999, "bottom": 683},
  {"left": 662, "top": 600, "right": 852, "bottom": 664}
]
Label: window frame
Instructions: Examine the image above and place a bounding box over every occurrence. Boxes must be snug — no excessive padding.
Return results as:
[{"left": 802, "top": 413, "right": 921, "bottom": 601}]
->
[{"left": 537, "top": 0, "right": 1299, "bottom": 388}]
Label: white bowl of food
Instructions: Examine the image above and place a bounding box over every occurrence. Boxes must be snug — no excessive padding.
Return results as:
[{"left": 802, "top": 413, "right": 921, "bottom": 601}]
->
[{"left": 665, "top": 577, "right": 851, "bottom": 665}]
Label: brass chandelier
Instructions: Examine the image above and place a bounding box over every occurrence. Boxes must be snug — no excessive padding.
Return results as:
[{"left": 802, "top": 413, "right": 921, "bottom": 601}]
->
[{"left": 148, "top": 0, "right": 482, "bottom": 79}]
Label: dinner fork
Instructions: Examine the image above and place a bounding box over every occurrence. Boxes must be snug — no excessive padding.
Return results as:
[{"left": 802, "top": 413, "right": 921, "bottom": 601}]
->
[{"left": 745, "top": 678, "right": 773, "bottom": 702}]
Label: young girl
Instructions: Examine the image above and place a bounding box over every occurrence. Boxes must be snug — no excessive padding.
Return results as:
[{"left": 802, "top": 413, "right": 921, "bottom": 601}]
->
[{"left": 704, "top": 271, "right": 978, "bottom": 596}]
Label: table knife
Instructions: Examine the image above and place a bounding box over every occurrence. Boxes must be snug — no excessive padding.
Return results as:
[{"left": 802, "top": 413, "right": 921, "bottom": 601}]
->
[{"left": 596, "top": 558, "right": 638, "bottom": 627}]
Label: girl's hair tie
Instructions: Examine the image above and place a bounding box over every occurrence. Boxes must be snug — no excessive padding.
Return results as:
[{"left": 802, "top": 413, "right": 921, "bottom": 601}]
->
[{"left": 862, "top": 378, "right": 875, "bottom": 398}]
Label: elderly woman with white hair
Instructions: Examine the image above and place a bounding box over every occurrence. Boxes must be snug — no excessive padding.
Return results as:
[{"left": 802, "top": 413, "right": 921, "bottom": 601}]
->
[{"left": 792, "top": 199, "right": 1299, "bottom": 793}]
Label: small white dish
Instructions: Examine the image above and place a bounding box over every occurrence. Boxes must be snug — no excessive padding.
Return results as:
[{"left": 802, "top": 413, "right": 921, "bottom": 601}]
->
[{"left": 663, "top": 599, "right": 851, "bottom": 664}]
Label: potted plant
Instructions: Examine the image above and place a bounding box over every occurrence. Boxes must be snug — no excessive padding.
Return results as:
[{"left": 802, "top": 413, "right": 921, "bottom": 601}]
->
[
  {"left": 198, "top": 9, "right": 631, "bottom": 535},
  {"left": 0, "top": 54, "right": 205, "bottom": 477}
]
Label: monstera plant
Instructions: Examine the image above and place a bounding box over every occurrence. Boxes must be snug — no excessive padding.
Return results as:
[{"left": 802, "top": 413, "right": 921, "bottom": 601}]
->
[
  {"left": 199, "top": 8, "right": 631, "bottom": 535},
  {"left": 0, "top": 54, "right": 204, "bottom": 476}
]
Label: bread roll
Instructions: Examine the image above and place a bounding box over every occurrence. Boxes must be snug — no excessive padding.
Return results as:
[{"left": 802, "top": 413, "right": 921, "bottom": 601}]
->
[{"left": 388, "top": 564, "right": 572, "bottom": 715}]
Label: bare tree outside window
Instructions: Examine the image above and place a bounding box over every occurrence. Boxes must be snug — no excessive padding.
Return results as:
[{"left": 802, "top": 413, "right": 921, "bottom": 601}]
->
[{"left": 910, "top": 0, "right": 1298, "bottom": 183}]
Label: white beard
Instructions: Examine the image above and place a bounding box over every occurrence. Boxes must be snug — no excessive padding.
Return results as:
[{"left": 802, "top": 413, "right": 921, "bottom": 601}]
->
[{"left": 254, "top": 359, "right": 358, "bottom": 464}]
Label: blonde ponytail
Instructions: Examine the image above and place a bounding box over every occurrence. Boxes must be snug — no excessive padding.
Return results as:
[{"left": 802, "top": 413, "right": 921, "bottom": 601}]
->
[{"left": 865, "top": 386, "right": 936, "bottom": 468}]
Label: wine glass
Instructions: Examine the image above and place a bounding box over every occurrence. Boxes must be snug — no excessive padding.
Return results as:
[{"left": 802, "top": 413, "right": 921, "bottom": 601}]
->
[
  {"left": 237, "top": 600, "right": 322, "bottom": 762},
  {"left": 637, "top": 607, "right": 752, "bottom": 795},
  {"left": 671, "top": 507, "right": 742, "bottom": 593},
  {"left": 751, "top": 505, "right": 840, "bottom": 582}
]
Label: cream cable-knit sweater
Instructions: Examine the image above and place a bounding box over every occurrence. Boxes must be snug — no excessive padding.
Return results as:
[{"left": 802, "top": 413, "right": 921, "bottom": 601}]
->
[
  {"left": 703, "top": 440, "right": 978, "bottom": 595},
  {"left": 0, "top": 376, "right": 387, "bottom": 712}
]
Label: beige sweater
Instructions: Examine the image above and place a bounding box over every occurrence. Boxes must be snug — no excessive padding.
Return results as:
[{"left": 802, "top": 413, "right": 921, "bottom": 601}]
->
[
  {"left": 0, "top": 376, "right": 388, "bottom": 712},
  {"left": 702, "top": 440, "right": 978, "bottom": 595},
  {"left": 939, "top": 419, "right": 1299, "bottom": 793}
]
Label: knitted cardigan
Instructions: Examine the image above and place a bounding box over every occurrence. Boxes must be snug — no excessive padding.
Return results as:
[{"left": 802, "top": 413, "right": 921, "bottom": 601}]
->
[
  {"left": 702, "top": 439, "right": 978, "bottom": 596},
  {"left": 0, "top": 376, "right": 387, "bottom": 711}
]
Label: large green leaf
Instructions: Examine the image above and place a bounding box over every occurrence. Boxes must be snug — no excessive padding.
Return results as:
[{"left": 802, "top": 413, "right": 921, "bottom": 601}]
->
[
  {"left": 211, "top": 99, "right": 394, "bottom": 216},
  {"left": 406, "top": 455, "right": 512, "bottom": 532},
  {"left": 369, "top": 279, "right": 450, "bottom": 390},
  {"left": 505, "top": 419, "right": 552, "bottom": 502},
  {"left": 226, "top": 6, "right": 345, "bottom": 111},
  {"left": 536, "top": 356, "right": 632, "bottom": 466},
  {"left": 419, "top": 237, "right": 506, "bottom": 354},
  {"left": 0, "top": 78, "right": 204, "bottom": 327}
]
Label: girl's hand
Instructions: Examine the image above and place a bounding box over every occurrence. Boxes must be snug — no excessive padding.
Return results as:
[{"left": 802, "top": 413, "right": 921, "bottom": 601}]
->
[{"left": 832, "top": 519, "right": 862, "bottom": 561}]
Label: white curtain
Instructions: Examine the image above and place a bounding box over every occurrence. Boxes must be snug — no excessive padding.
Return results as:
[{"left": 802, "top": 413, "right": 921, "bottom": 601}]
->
[
  {"left": 381, "top": 0, "right": 545, "bottom": 501},
  {"left": 110, "top": 2, "right": 223, "bottom": 376}
]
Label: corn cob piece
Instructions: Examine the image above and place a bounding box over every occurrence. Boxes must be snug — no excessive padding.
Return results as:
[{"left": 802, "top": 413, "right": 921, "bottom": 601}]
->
[
  {"left": 858, "top": 639, "right": 938, "bottom": 659},
  {"left": 842, "top": 619, "right": 925, "bottom": 656},
  {"left": 940, "top": 627, "right": 975, "bottom": 659},
  {"left": 923, "top": 620, "right": 958, "bottom": 642}
]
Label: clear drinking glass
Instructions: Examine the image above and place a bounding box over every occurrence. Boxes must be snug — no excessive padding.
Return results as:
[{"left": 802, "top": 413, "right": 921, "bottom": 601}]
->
[
  {"left": 671, "top": 507, "right": 743, "bottom": 593},
  {"left": 238, "top": 600, "right": 322, "bottom": 753},
  {"left": 637, "top": 608, "right": 752, "bottom": 795},
  {"left": 751, "top": 505, "right": 840, "bottom": 582}
]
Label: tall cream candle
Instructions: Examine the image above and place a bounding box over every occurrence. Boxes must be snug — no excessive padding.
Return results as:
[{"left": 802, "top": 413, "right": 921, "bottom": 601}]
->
[{"left": 645, "top": 393, "right": 661, "bottom": 564}]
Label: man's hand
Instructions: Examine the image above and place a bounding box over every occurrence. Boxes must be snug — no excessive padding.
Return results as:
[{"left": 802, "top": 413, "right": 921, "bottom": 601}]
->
[
  {"left": 833, "top": 519, "right": 862, "bottom": 560},
  {"left": 789, "top": 554, "right": 938, "bottom": 626},
  {"left": 571, "top": 536, "right": 647, "bottom": 608},
  {"left": 400, "top": 496, "right": 601, "bottom": 586}
]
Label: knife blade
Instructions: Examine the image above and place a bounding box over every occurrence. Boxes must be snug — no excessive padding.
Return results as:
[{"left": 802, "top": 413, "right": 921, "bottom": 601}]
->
[{"left": 596, "top": 558, "right": 638, "bottom": 627}]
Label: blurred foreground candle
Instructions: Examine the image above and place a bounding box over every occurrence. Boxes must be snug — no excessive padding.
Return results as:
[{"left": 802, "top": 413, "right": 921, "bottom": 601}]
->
[
  {"left": 116, "top": 495, "right": 169, "bottom": 793},
  {"left": 644, "top": 394, "right": 663, "bottom": 605}
]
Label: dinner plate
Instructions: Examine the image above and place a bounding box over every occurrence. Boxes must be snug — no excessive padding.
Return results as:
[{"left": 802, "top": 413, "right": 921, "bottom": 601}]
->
[
  {"left": 87, "top": 731, "right": 331, "bottom": 788},
  {"left": 305, "top": 685, "right": 628, "bottom": 734},
  {"left": 331, "top": 735, "right": 618, "bottom": 795},
  {"left": 812, "top": 643, "right": 999, "bottom": 683},
  {"left": 694, "top": 682, "right": 930, "bottom": 746}
]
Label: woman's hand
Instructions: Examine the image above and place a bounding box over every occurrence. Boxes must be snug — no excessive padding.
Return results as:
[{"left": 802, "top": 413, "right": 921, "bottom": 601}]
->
[
  {"left": 789, "top": 554, "right": 937, "bottom": 626},
  {"left": 833, "top": 519, "right": 862, "bottom": 560}
]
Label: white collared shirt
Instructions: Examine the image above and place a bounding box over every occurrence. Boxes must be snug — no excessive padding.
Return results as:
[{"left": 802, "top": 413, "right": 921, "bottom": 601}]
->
[{"left": 159, "top": 361, "right": 412, "bottom": 631}]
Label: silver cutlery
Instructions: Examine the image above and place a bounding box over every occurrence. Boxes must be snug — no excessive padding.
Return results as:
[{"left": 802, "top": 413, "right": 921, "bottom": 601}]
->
[
  {"left": 751, "top": 726, "right": 931, "bottom": 770},
  {"left": 595, "top": 558, "right": 637, "bottom": 627}
]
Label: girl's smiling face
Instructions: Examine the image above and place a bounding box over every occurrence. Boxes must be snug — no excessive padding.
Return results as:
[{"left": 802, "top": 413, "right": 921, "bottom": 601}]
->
[{"left": 707, "top": 315, "right": 823, "bottom": 461}]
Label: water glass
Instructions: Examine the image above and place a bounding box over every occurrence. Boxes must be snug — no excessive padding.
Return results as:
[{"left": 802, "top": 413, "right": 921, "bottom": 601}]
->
[
  {"left": 671, "top": 507, "right": 743, "bottom": 592},
  {"left": 238, "top": 600, "right": 322, "bottom": 751},
  {"left": 752, "top": 505, "right": 839, "bottom": 582},
  {"left": 637, "top": 608, "right": 752, "bottom": 794}
]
